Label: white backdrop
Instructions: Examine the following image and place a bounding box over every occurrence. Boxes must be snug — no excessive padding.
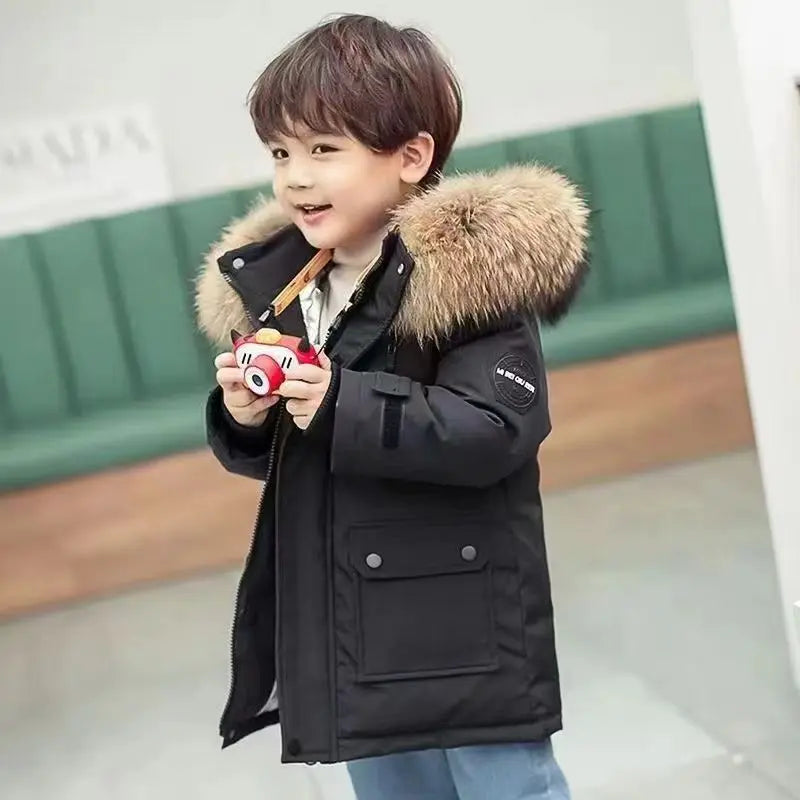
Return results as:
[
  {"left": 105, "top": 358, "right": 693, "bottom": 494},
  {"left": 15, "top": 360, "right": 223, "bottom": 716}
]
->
[
  {"left": 0, "top": 0, "right": 697, "bottom": 211},
  {"left": 685, "top": 0, "right": 800, "bottom": 691},
  {"left": 0, "top": 104, "right": 171, "bottom": 235}
]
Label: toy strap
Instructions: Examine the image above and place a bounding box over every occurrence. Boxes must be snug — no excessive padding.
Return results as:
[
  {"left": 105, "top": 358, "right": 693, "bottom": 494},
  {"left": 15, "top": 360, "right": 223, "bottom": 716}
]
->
[{"left": 268, "top": 249, "right": 333, "bottom": 319}]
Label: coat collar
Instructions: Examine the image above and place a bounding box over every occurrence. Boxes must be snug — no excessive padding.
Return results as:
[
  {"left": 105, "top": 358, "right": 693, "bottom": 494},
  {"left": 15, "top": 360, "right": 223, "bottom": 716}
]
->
[
  {"left": 214, "top": 224, "right": 411, "bottom": 367},
  {"left": 195, "top": 165, "right": 590, "bottom": 348}
]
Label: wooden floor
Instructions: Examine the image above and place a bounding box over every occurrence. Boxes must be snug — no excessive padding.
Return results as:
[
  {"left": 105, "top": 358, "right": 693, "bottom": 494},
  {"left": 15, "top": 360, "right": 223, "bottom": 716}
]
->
[{"left": 0, "top": 334, "right": 755, "bottom": 619}]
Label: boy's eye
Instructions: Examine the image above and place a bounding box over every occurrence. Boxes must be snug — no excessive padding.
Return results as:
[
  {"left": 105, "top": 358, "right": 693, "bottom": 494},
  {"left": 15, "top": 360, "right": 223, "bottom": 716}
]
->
[
  {"left": 312, "top": 144, "right": 337, "bottom": 155},
  {"left": 270, "top": 148, "right": 288, "bottom": 160}
]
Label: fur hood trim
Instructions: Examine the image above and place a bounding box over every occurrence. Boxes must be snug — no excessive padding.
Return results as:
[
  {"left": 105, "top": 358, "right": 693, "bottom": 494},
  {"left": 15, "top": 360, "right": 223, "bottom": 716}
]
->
[{"left": 196, "top": 165, "right": 589, "bottom": 347}]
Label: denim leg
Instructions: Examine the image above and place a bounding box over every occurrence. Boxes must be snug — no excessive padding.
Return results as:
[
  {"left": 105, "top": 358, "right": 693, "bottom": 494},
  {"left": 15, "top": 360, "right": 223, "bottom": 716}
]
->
[
  {"left": 446, "top": 739, "right": 571, "bottom": 800},
  {"left": 346, "top": 748, "right": 460, "bottom": 800}
]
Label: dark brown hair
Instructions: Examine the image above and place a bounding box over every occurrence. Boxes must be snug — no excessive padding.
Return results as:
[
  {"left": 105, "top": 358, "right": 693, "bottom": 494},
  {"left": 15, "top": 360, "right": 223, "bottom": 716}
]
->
[{"left": 247, "top": 14, "right": 462, "bottom": 187}]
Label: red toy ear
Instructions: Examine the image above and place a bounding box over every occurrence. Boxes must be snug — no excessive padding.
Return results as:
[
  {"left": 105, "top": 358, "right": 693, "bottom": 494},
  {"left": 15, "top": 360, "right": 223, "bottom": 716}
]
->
[{"left": 230, "top": 329, "right": 242, "bottom": 345}]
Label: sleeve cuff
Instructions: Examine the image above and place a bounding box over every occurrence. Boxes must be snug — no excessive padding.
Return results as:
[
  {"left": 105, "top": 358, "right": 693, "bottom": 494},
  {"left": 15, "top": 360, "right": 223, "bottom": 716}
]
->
[
  {"left": 302, "top": 362, "right": 341, "bottom": 440},
  {"left": 221, "top": 396, "right": 275, "bottom": 442},
  {"left": 207, "top": 385, "right": 275, "bottom": 456}
]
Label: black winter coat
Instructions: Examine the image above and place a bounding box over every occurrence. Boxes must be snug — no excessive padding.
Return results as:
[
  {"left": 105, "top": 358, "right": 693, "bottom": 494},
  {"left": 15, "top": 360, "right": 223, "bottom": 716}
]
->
[{"left": 195, "top": 165, "right": 589, "bottom": 763}]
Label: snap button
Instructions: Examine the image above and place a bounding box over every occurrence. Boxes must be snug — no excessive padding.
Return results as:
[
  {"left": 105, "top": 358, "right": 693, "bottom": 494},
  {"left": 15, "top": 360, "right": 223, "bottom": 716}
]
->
[
  {"left": 287, "top": 738, "right": 301, "bottom": 756},
  {"left": 461, "top": 545, "right": 477, "bottom": 562},
  {"left": 366, "top": 553, "right": 383, "bottom": 569},
  {"left": 232, "top": 257, "right": 245, "bottom": 269},
  {"left": 397, "top": 262, "right": 405, "bottom": 275}
]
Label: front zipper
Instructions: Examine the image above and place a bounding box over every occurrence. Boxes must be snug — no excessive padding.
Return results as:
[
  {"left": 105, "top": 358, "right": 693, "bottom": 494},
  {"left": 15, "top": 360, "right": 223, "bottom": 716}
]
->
[
  {"left": 218, "top": 258, "right": 331, "bottom": 745},
  {"left": 220, "top": 403, "right": 286, "bottom": 742},
  {"left": 273, "top": 418, "right": 296, "bottom": 757},
  {"left": 218, "top": 267, "right": 285, "bottom": 743},
  {"left": 272, "top": 274, "right": 356, "bottom": 755},
  {"left": 218, "top": 286, "right": 343, "bottom": 746},
  {"left": 325, "top": 481, "right": 338, "bottom": 761}
]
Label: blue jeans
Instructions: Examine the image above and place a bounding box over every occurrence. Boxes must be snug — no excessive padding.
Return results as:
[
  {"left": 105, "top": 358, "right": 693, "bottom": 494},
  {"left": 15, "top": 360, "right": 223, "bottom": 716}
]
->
[{"left": 346, "top": 739, "right": 570, "bottom": 800}]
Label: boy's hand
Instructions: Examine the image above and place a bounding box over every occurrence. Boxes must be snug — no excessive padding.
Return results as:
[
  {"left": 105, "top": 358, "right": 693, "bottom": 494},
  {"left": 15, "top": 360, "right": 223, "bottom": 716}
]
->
[
  {"left": 215, "top": 352, "right": 280, "bottom": 427},
  {"left": 277, "top": 351, "right": 333, "bottom": 430}
]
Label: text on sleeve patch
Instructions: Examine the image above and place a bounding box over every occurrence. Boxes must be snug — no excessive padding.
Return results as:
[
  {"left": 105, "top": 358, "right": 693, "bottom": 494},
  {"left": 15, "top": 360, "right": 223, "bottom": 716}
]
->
[{"left": 492, "top": 354, "right": 538, "bottom": 412}]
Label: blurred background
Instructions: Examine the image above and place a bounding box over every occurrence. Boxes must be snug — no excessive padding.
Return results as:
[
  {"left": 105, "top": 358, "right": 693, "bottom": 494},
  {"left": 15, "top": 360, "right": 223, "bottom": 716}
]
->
[{"left": 1, "top": 0, "right": 799, "bottom": 798}]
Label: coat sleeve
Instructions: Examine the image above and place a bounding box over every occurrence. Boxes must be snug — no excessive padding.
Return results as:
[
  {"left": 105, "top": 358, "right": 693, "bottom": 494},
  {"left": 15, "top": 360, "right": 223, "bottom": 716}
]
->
[
  {"left": 205, "top": 385, "right": 278, "bottom": 480},
  {"left": 330, "top": 317, "right": 551, "bottom": 488}
]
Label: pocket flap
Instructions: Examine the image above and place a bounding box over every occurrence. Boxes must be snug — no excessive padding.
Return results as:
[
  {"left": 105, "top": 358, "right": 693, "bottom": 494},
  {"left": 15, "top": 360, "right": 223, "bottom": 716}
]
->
[
  {"left": 349, "top": 522, "right": 489, "bottom": 579},
  {"left": 371, "top": 372, "right": 412, "bottom": 397}
]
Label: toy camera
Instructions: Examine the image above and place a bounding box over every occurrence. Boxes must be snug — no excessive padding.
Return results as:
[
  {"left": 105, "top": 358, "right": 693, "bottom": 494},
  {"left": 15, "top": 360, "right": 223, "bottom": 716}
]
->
[{"left": 231, "top": 327, "right": 320, "bottom": 396}]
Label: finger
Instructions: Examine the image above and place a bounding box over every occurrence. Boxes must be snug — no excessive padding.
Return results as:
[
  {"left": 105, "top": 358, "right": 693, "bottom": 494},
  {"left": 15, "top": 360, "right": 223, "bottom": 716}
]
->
[
  {"left": 284, "top": 363, "right": 328, "bottom": 384},
  {"left": 227, "top": 389, "right": 278, "bottom": 414},
  {"left": 317, "top": 351, "right": 332, "bottom": 371},
  {"left": 277, "top": 379, "right": 313, "bottom": 400},
  {"left": 216, "top": 366, "right": 246, "bottom": 388},
  {"left": 285, "top": 398, "right": 310, "bottom": 417},
  {"left": 252, "top": 394, "right": 279, "bottom": 412},
  {"left": 215, "top": 352, "right": 237, "bottom": 369},
  {"left": 226, "top": 390, "right": 264, "bottom": 410}
]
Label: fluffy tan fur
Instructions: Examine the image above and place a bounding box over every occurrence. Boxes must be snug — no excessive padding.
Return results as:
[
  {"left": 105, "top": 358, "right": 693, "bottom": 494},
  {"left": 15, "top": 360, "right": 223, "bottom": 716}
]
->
[{"left": 195, "top": 165, "right": 589, "bottom": 348}]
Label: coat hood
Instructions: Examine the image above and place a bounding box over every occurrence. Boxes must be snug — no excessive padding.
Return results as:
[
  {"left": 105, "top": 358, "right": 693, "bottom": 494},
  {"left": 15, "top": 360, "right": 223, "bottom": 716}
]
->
[{"left": 195, "top": 165, "right": 589, "bottom": 347}]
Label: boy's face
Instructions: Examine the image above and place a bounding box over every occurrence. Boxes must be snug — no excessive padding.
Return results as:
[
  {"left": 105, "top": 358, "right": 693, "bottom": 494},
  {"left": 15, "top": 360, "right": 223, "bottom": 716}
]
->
[{"left": 268, "top": 124, "right": 425, "bottom": 254}]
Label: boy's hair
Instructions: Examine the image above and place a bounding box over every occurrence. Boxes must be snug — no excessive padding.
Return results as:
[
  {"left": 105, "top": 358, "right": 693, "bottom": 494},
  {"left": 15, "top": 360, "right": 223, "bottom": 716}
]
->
[{"left": 247, "top": 14, "right": 462, "bottom": 187}]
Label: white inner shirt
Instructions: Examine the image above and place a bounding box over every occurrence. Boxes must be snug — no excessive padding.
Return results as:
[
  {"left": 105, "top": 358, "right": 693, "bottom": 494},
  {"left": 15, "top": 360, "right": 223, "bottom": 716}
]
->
[{"left": 299, "top": 253, "right": 382, "bottom": 348}]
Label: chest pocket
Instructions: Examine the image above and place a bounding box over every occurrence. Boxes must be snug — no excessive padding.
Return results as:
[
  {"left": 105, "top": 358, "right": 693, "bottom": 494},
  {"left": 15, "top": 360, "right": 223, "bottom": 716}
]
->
[{"left": 349, "top": 521, "right": 499, "bottom": 682}]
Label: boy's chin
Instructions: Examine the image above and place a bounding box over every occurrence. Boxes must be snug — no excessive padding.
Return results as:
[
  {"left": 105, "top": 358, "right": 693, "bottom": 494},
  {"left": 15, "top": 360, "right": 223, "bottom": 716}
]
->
[
  {"left": 300, "top": 233, "right": 334, "bottom": 250},
  {"left": 297, "top": 227, "right": 344, "bottom": 252}
]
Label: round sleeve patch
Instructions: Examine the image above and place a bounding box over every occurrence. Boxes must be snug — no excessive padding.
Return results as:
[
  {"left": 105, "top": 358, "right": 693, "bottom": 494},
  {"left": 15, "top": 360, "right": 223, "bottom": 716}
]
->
[{"left": 493, "top": 354, "right": 538, "bottom": 412}]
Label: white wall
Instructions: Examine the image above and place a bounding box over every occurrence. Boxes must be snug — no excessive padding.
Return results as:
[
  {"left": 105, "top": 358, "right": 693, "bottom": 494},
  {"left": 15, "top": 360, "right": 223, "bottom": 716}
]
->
[
  {"left": 0, "top": 0, "right": 697, "bottom": 202},
  {"left": 685, "top": 0, "right": 800, "bottom": 688}
]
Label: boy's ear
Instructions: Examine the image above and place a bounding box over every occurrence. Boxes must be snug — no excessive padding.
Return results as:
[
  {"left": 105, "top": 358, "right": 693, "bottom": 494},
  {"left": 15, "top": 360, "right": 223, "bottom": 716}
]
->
[{"left": 399, "top": 132, "right": 435, "bottom": 186}]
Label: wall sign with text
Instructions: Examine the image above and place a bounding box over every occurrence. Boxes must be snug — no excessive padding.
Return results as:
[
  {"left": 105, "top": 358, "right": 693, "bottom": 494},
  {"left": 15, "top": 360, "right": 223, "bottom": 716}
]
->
[{"left": 0, "top": 104, "right": 172, "bottom": 237}]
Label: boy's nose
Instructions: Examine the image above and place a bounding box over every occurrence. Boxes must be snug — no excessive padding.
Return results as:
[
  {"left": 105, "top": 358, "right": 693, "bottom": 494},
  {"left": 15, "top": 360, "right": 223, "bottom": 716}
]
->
[{"left": 286, "top": 161, "right": 314, "bottom": 190}]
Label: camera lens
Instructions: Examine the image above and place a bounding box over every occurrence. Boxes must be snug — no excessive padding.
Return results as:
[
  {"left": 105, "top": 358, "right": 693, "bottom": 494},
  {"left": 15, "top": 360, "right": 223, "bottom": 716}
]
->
[{"left": 252, "top": 374, "right": 263, "bottom": 388}]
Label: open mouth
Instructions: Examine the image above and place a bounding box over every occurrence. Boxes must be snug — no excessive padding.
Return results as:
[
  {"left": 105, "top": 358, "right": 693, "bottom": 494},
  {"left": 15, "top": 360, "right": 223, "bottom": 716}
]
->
[{"left": 297, "top": 203, "right": 332, "bottom": 218}]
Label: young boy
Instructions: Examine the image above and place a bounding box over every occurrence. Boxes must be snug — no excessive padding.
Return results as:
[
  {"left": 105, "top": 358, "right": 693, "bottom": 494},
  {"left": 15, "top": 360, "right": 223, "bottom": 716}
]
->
[{"left": 196, "top": 14, "right": 588, "bottom": 800}]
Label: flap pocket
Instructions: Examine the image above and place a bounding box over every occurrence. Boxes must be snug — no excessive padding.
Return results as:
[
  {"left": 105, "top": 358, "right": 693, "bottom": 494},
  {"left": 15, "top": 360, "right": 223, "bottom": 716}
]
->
[
  {"left": 349, "top": 522, "right": 489, "bottom": 580},
  {"left": 347, "top": 520, "right": 498, "bottom": 682},
  {"left": 371, "top": 372, "right": 412, "bottom": 398}
]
